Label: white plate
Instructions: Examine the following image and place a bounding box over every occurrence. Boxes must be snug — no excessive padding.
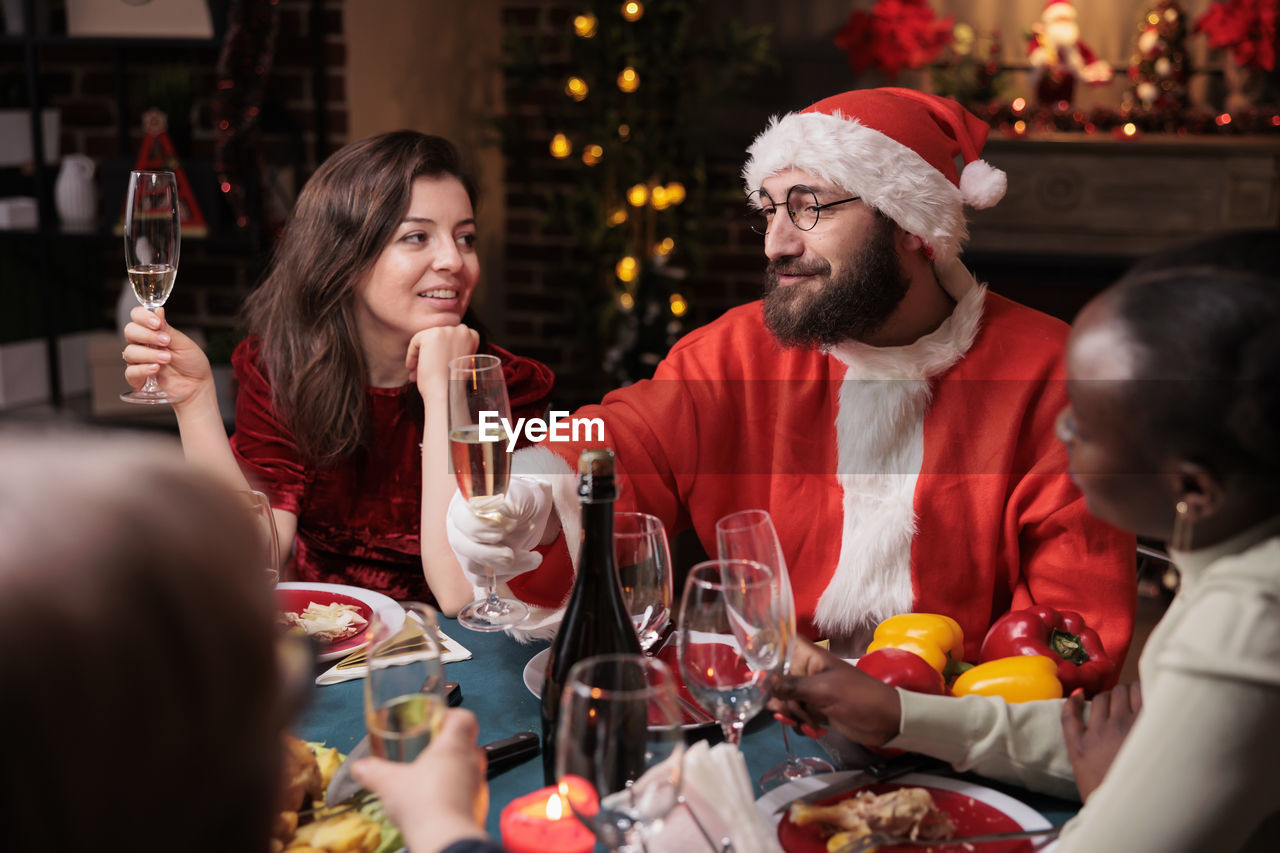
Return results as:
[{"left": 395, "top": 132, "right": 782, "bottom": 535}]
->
[
  {"left": 756, "top": 771, "right": 1058, "bottom": 851},
  {"left": 523, "top": 647, "right": 549, "bottom": 697},
  {"left": 277, "top": 581, "right": 405, "bottom": 662}
]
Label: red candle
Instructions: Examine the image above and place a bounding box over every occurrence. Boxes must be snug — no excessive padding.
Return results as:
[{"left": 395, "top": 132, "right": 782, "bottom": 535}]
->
[{"left": 499, "top": 782, "right": 596, "bottom": 853}]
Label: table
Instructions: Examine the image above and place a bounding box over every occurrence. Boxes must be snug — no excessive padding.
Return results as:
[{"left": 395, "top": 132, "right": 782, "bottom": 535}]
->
[{"left": 294, "top": 614, "right": 1079, "bottom": 843}]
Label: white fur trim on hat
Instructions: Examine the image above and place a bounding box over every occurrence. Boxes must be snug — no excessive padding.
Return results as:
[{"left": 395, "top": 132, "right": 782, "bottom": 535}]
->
[
  {"left": 743, "top": 111, "right": 968, "bottom": 263},
  {"left": 959, "top": 159, "right": 1006, "bottom": 209}
]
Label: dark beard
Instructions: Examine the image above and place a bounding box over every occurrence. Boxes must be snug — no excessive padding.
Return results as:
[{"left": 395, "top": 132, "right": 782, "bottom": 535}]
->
[{"left": 761, "top": 215, "right": 911, "bottom": 348}]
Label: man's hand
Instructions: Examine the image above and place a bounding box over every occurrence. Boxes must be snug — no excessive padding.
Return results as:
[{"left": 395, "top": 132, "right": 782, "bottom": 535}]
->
[
  {"left": 1062, "top": 682, "right": 1142, "bottom": 801},
  {"left": 446, "top": 476, "right": 553, "bottom": 587},
  {"left": 352, "top": 709, "right": 490, "bottom": 853},
  {"left": 769, "top": 638, "right": 903, "bottom": 747}
]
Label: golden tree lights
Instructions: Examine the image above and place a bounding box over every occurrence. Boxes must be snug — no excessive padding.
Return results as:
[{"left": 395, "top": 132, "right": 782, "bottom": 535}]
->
[
  {"left": 616, "top": 256, "right": 640, "bottom": 282},
  {"left": 565, "top": 76, "right": 589, "bottom": 101},
  {"left": 573, "top": 13, "right": 598, "bottom": 37},
  {"left": 621, "top": 2, "right": 644, "bottom": 22},
  {"left": 549, "top": 133, "right": 572, "bottom": 158},
  {"left": 626, "top": 183, "right": 649, "bottom": 207},
  {"left": 617, "top": 66, "right": 640, "bottom": 93},
  {"left": 668, "top": 293, "right": 687, "bottom": 317},
  {"left": 581, "top": 144, "right": 604, "bottom": 166}
]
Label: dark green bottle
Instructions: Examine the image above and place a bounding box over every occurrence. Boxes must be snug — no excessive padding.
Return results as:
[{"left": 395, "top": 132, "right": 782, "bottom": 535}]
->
[{"left": 539, "top": 448, "right": 642, "bottom": 784}]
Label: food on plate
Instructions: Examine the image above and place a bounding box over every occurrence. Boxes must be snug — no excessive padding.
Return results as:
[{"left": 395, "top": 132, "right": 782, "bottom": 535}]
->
[
  {"left": 980, "top": 604, "right": 1115, "bottom": 696},
  {"left": 282, "top": 601, "right": 369, "bottom": 643},
  {"left": 271, "top": 737, "right": 401, "bottom": 853},
  {"left": 789, "top": 786, "right": 955, "bottom": 849},
  {"left": 949, "top": 654, "right": 1063, "bottom": 702}
]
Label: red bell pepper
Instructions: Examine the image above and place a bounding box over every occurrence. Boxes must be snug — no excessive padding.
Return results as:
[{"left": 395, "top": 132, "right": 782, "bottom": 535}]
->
[
  {"left": 856, "top": 648, "right": 946, "bottom": 695},
  {"left": 979, "top": 605, "right": 1116, "bottom": 696}
]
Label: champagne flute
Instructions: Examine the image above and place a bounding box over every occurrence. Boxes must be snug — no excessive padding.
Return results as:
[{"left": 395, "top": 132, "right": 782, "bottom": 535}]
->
[
  {"left": 121, "top": 169, "right": 182, "bottom": 405},
  {"left": 676, "top": 559, "right": 784, "bottom": 746},
  {"left": 556, "top": 653, "right": 684, "bottom": 852},
  {"left": 614, "top": 512, "right": 673, "bottom": 652},
  {"left": 241, "top": 489, "right": 282, "bottom": 585},
  {"left": 363, "top": 603, "right": 447, "bottom": 762},
  {"left": 448, "top": 353, "right": 530, "bottom": 631},
  {"left": 716, "top": 509, "right": 833, "bottom": 788}
]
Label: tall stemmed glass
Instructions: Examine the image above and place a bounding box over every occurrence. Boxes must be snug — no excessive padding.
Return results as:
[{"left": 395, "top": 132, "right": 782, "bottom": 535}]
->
[
  {"left": 364, "top": 603, "right": 447, "bottom": 762},
  {"left": 448, "top": 354, "right": 529, "bottom": 631},
  {"left": 676, "top": 559, "right": 784, "bottom": 746},
  {"left": 556, "top": 653, "right": 684, "bottom": 852},
  {"left": 716, "top": 509, "right": 833, "bottom": 788},
  {"left": 241, "top": 489, "right": 282, "bottom": 585},
  {"left": 615, "top": 512, "right": 674, "bottom": 652},
  {"left": 121, "top": 170, "right": 182, "bottom": 404}
]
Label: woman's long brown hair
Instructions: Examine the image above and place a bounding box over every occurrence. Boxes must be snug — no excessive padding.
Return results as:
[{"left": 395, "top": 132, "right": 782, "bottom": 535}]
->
[{"left": 243, "top": 131, "right": 478, "bottom": 463}]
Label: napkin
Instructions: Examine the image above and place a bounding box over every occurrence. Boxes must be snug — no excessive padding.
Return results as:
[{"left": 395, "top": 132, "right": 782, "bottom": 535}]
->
[
  {"left": 315, "top": 620, "right": 472, "bottom": 686},
  {"left": 647, "top": 741, "right": 782, "bottom": 853}
]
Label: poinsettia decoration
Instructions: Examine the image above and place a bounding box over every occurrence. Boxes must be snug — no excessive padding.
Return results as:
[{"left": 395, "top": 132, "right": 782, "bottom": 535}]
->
[
  {"left": 834, "top": 0, "right": 955, "bottom": 80},
  {"left": 1194, "top": 0, "right": 1278, "bottom": 71}
]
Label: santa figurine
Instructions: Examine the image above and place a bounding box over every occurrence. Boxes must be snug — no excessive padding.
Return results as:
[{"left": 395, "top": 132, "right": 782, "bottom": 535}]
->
[{"left": 1027, "top": 0, "right": 1114, "bottom": 107}]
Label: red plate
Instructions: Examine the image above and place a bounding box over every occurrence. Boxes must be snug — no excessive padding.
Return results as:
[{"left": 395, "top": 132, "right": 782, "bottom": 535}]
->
[
  {"left": 778, "top": 782, "right": 1033, "bottom": 853},
  {"left": 276, "top": 588, "right": 374, "bottom": 656}
]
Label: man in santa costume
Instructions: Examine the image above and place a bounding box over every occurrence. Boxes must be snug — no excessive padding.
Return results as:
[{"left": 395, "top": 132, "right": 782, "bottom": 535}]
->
[{"left": 449, "top": 87, "right": 1136, "bottom": 668}]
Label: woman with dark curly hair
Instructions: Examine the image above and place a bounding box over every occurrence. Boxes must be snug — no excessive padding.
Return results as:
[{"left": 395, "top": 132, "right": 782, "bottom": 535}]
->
[{"left": 123, "top": 132, "right": 553, "bottom": 613}]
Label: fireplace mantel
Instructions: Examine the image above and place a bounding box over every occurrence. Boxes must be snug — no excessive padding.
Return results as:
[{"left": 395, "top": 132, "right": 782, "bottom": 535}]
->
[{"left": 969, "top": 133, "right": 1280, "bottom": 258}]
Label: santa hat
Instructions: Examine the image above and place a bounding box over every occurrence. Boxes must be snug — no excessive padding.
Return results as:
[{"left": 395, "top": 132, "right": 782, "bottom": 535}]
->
[
  {"left": 1042, "top": 0, "right": 1077, "bottom": 20},
  {"left": 741, "top": 87, "right": 1006, "bottom": 263}
]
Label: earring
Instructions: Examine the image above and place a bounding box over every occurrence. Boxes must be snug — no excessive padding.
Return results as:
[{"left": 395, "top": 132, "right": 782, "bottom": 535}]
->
[{"left": 1170, "top": 499, "right": 1194, "bottom": 553}]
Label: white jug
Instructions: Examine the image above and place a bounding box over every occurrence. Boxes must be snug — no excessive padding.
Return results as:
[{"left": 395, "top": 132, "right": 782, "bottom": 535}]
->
[{"left": 55, "top": 154, "right": 96, "bottom": 228}]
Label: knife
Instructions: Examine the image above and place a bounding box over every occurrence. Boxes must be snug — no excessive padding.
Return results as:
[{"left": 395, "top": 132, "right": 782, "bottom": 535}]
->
[{"left": 772, "top": 754, "right": 946, "bottom": 815}]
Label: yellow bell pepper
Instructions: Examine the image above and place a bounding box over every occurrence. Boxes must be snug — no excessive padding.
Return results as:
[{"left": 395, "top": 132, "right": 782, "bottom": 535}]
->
[
  {"left": 865, "top": 613, "right": 964, "bottom": 675},
  {"left": 950, "top": 654, "right": 1064, "bottom": 702}
]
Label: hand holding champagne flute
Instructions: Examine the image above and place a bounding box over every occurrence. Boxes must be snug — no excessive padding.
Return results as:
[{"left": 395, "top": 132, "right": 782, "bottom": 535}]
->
[
  {"left": 120, "top": 170, "right": 181, "bottom": 405},
  {"left": 448, "top": 354, "right": 529, "bottom": 631},
  {"left": 364, "top": 603, "right": 447, "bottom": 762}
]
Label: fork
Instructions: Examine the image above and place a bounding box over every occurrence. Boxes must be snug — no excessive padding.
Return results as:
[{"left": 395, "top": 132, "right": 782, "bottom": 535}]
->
[{"left": 833, "top": 825, "right": 1061, "bottom": 852}]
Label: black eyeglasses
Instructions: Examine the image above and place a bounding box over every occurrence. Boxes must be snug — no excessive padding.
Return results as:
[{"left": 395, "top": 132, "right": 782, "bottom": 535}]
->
[{"left": 745, "top": 185, "right": 861, "bottom": 235}]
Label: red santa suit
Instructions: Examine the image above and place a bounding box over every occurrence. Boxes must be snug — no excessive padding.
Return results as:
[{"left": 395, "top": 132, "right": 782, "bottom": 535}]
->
[{"left": 507, "top": 258, "right": 1136, "bottom": 667}]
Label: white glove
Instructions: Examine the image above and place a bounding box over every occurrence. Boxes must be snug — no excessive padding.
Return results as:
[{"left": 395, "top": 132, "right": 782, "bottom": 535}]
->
[{"left": 446, "top": 475, "right": 554, "bottom": 587}]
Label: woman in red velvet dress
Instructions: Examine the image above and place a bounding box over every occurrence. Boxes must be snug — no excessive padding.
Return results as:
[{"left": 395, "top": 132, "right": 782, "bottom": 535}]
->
[{"left": 121, "top": 131, "right": 554, "bottom": 613}]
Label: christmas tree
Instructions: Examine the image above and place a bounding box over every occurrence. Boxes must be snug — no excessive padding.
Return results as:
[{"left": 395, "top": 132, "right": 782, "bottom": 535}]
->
[
  {"left": 1124, "top": 0, "right": 1191, "bottom": 116},
  {"left": 501, "top": 1, "right": 770, "bottom": 387}
]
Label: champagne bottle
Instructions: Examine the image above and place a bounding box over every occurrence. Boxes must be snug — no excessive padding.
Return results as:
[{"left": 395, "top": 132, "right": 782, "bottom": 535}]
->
[{"left": 540, "top": 448, "right": 642, "bottom": 784}]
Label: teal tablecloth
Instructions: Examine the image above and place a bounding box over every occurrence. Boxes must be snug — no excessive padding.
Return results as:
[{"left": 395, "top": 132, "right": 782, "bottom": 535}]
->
[{"left": 294, "top": 615, "right": 1079, "bottom": 842}]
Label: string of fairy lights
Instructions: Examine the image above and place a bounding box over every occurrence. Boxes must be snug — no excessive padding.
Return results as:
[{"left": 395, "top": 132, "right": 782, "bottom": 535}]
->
[{"left": 546, "top": 2, "right": 690, "bottom": 322}]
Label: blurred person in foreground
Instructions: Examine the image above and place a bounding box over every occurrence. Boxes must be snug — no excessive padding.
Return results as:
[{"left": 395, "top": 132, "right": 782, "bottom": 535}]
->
[
  {"left": 122, "top": 131, "right": 553, "bottom": 615},
  {"left": 447, "top": 87, "right": 1135, "bottom": 667},
  {"left": 0, "top": 430, "right": 501, "bottom": 853},
  {"left": 771, "top": 253, "right": 1280, "bottom": 851}
]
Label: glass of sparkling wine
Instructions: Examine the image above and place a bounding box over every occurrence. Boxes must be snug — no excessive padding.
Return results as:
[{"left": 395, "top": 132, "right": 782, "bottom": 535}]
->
[
  {"left": 448, "top": 353, "right": 530, "bottom": 631},
  {"left": 615, "top": 512, "right": 673, "bottom": 651},
  {"left": 364, "top": 603, "right": 447, "bottom": 762},
  {"left": 121, "top": 170, "right": 181, "bottom": 405}
]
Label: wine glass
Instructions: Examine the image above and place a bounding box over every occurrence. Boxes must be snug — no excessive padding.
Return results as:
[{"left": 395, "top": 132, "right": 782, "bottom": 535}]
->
[
  {"left": 676, "top": 559, "right": 784, "bottom": 746},
  {"left": 240, "top": 489, "right": 282, "bottom": 585},
  {"left": 614, "top": 512, "right": 673, "bottom": 652},
  {"left": 556, "top": 653, "right": 684, "bottom": 852},
  {"left": 120, "top": 169, "right": 182, "bottom": 405},
  {"left": 716, "top": 509, "right": 833, "bottom": 788},
  {"left": 448, "top": 353, "right": 530, "bottom": 632},
  {"left": 363, "top": 603, "right": 447, "bottom": 762}
]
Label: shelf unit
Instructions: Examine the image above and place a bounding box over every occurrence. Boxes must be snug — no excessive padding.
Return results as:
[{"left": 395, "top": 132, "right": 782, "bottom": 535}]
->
[{"left": 1, "top": 0, "right": 331, "bottom": 407}]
